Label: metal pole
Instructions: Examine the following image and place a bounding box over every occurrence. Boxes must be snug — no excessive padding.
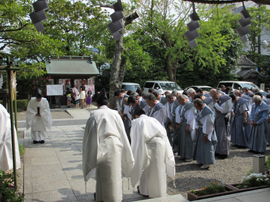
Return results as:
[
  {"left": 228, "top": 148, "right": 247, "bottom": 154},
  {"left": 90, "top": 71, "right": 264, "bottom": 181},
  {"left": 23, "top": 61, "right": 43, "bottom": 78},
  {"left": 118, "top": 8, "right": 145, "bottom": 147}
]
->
[{"left": 7, "top": 58, "right": 17, "bottom": 187}]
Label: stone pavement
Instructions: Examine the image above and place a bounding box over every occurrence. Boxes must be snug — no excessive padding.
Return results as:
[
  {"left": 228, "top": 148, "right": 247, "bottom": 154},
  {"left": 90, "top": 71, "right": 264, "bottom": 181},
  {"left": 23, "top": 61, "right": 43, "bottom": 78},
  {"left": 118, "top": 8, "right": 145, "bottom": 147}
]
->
[{"left": 18, "top": 107, "right": 270, "bottom": 202}]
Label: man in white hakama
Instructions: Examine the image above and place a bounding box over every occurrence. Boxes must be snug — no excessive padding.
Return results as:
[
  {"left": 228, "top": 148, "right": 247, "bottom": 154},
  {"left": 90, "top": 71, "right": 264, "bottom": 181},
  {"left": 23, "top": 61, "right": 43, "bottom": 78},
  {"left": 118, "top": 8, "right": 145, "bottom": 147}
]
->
[
  {"left": 82, "top": 89, "right": 134, "bottom": 202},
  {"left": 0, "top": 104, "right": 21, "bottom": 171},
  {"left": 130, "top": 109, "right": 175, "bottom": 198},
  {"left": 26, "top": 90, "right": 52, "bottom": 144}
]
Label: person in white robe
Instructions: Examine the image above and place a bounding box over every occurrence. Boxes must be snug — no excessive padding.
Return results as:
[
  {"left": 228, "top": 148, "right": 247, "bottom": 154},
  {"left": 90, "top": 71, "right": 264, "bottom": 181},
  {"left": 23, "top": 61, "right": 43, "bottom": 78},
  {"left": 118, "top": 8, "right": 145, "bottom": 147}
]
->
[
  {"left": 175, "top": 94, "right": 196, "bottom": 162},
  {"left": 0, "top": 104, "right": 21, "bottom": 171},
  {"left": 82, "top": 89, "right": 134, "bottom": 202},
  {"left": 130, "top": 109, "right": 175, "bottom": 198},
  {"left": 26, "top": 90, "right": 52, "bottom": 144}
]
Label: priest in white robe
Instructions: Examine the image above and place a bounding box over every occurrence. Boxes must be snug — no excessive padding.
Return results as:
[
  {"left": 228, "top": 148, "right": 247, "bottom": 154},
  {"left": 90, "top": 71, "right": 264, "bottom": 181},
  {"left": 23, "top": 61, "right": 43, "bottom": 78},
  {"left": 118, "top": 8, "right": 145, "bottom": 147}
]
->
[
  {"left": 26, "top": 89, "right": 52, "bottom": 144},
  {"left": 82, "top": 89, "right": 134, "bottom": 202},
  {"left": 0, "top": 104, "right": 21, "bottom": 171},
  {"left": 130, "top": 109, "right": 175, "bottom": 198}
]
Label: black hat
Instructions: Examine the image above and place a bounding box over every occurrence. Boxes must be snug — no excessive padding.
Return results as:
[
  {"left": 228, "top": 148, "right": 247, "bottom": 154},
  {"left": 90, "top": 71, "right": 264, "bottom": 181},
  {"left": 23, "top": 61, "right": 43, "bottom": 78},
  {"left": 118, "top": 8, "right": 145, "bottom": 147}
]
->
[
  {"left": 36, "top": 89, "right": 42, "bottom": 98},
  {"left": 97, "top": 88, "right": 108, "bottom": 105}
]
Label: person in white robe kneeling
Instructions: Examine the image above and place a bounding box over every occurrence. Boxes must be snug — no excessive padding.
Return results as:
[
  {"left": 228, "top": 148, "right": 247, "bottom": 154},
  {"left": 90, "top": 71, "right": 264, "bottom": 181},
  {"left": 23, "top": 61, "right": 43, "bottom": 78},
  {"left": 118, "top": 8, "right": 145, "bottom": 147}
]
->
[
  {"left": 26, "top": 89, "right": 52, "bottom": 144},
  {"left": 130, "top": 109, "right": 175, "bottom": 198},
  {"left": 82, "top": 89, "right": 134, "bottom": 202},
  {"left": 0, "top": 104, "right": 21, "bottom": 171}
]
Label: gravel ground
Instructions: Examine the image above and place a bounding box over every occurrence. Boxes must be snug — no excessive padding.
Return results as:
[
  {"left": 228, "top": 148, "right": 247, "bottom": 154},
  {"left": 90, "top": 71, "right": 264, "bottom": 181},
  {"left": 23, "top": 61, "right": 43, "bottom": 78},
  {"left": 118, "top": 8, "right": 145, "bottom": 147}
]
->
[
  {"left": 16, "top": 111, "right": 72, "bottom": 121},
  {"left": 167, "top": 144, "right": 270, "bottom": 198}
]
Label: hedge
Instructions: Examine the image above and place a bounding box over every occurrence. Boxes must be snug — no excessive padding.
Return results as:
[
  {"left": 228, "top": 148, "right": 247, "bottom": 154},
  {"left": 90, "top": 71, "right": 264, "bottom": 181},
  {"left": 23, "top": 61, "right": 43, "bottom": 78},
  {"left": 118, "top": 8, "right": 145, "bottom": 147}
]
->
[{"left": 0, "top": 99, "right": 29, "bottom": 111}]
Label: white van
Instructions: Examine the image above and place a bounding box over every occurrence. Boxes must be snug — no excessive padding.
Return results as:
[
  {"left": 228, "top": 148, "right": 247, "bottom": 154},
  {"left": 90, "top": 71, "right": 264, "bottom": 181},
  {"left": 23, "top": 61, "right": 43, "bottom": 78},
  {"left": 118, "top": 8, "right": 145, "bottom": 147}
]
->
[
  {"left": 143, "top": 81, "right": 183, "bottom": 94},
  {"left": 121, "top": 82, "right": 141, "bottom": 92},
  {"left": 217, "top": 81, "right": 260, "bottom": 90}
]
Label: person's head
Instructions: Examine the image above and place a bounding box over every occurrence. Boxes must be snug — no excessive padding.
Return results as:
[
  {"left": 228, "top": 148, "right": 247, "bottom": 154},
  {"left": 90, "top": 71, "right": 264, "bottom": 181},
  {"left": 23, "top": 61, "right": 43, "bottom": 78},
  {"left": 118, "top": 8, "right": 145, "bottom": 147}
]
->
[
  {"left": 145, "top": 93, "right": 157, "bottom": 107},
  {"left": 36, "top": 89, "right": 42, "bottom": 102},
  {"left": 221, "top": 85, "right": 226, "bottom": 91},
  {"left": 255, "top": 92, "right": 263, "bottom": 98},
  {"left": 128, "top": 95, "right": 139, "bottom": 106},
  {"left": 171, "top": 90, "right": 178, "bottom": 97},
  {"left": 114, "top": 90, "right": 124, "bottom": 99},
  {"left": 126, "top": 90, "right": 133, "bottom": 96},
  {"left": 88, "top": 91, "right": 92, "bottom": 95},
  {"left": 230, "top": 94, "right": 238, "bottom": 104},
  {"left": 134, "top": 109, "right": 146, "bottom": 119},
  {"left": 226, "top": 86, "right": 232, "bottom": 93},
  {"left": 136, "top": 88, "right": 143, "bottom": 96},
  {"left": 148, "top": 88, "right": 154, "bottom": 93},
  {"left": 123, "top": 97, "right": 129, "bottom": 106},
  {"left": 242, "top": 87, "right": 249, "bottom": 94},
  {"left": 234, "top": 90, "right": 241, "bottom": 97},
  {"left": 152, "top": 91, "right": 160, "bottom": 99},
  {"left": 196, "top": 88, "right": 203, "bottom": 94},
  {"left": 253, "top": 95, "right": 262, "bottom": 105},
  {"left": 194, "top": 98, "right": 205, "bottom": 111},
  {"left": 177, "top": 94, "right": 187, "bottom": 105},
  {"left": 182, "top": 90, "right": 188, "bottom": 96},
  {"left": 187, "top": 88, "right": 196, "bottom": 98},
  {"left": 194, "top": 93, "right": 203, "bottom": 100},
  {"left": 97, "top": 89, "right": 109, "bottom": 107},
  {"left": 253, "top": 88, "right": 260, "bottom": 94},
  {"left": 166, "top": 94, "right": 174, "bottom": 103},
  {"left": 210, "top": 89, "right": 220, "bottom": 100},
  {"left": 164, "top": 91, "right": 170, "bottom": 96}
]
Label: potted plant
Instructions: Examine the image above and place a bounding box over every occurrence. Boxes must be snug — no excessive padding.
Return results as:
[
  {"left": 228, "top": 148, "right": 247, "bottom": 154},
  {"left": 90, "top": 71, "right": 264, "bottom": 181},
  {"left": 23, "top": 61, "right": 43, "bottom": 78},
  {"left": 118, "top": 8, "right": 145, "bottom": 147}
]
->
[
  {"left": 187, "top": 182, "right": 237, "bottom": 201},
  {"left": 226, "top": 173, "right": 270, "bottom": 192}
]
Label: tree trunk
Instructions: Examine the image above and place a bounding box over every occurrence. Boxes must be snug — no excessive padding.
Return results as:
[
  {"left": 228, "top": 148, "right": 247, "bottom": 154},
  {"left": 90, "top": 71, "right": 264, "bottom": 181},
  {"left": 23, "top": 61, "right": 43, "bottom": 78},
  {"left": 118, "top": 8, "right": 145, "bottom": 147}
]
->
[
  {"left": 109, "top": 29, "right": 125, "bottom": 109},
  {"left": 165, "top": 53, "right": 175, "bottom": 81}
]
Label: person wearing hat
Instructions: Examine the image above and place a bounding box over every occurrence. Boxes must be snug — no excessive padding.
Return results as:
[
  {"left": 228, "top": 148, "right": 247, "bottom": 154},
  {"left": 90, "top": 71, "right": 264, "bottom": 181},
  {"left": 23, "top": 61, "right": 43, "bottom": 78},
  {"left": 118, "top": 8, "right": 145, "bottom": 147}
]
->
[
  {"left": 82, "top": 89, "right": 134, "bottom": 202},
  {"left": 26, "top": 89, "right": 52, "bottom": 144}
]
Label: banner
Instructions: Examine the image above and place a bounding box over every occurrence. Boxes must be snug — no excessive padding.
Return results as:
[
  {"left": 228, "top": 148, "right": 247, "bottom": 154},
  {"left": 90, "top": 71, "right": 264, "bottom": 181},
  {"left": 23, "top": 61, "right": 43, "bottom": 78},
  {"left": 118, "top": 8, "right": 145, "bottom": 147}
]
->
[
  {"left": 46, "top": 84, "right": 64, "bottom": 96},
  {"left": 86, "top": 85, "right": 95, "bottom": 95}
]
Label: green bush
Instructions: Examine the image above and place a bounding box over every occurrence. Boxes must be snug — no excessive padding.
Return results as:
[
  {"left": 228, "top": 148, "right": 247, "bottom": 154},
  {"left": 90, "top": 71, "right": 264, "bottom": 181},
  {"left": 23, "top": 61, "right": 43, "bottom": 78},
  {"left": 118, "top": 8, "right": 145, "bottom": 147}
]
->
[
  {"left": 19, "top": 144, "right": 25, "bottom": 156},
  {"left": 0, "top": 99, "right": 28, "bottom": 111},
  {"left": 266, "top": 156, "right": 270, "bottom": 171},
  {"left": 191, "top": 182, "right": 226, "bottom": 196},
  {"left": 0, "top": 170, "right": 24, "bottom": 201},
  {"left": 16, "top": 99, "right": 28, "bottom": 111}
]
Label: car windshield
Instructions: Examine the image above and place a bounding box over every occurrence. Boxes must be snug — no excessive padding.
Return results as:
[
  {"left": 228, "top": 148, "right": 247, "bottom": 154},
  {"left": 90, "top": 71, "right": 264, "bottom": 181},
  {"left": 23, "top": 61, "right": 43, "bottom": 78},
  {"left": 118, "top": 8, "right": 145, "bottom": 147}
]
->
[
  {"left": 240, "top": 83, "right": 260, "bottom": 89},
  {"left": 123, "top": 84, "right": 140, "bottom": 92},
  {"left": 159, "top": 82, "right": 182, "bottom": 90}
]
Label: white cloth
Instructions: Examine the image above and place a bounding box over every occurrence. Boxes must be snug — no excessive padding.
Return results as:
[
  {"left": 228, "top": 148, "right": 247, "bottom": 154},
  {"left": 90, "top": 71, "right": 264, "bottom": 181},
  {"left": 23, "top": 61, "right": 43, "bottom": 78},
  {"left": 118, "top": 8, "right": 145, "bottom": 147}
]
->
[
  {"left": 26, "top": 97, "right": 52, "bottom": 140},
  {"left": 196, "top": 106, "right": 214, "bottom": 141},
  {"left": 82, "top": 106, "right": 134, "bottom": 201},
  {"left": 0, "top": 104, "right": 21, "bottom": 171},
  {"left": 80, "top": 90, "right": 85, "bottom": 99},
  {"left": 73, "top": 88, "right": 80, "bottom": 100},
  {"left": 117, "top": 94, "right": 128, "bottom": 113},
  {"left": 124, "top": 105, "right": 132, "bottom": 121},
  {"left": 169, "top": 98, "right": 177, "bottom": 121},
  {"left": 175, "top": 104, "right": 197, "bottom": 140},
  {"left": 130, "top": 115, "right": 175, "bottom": 197}
]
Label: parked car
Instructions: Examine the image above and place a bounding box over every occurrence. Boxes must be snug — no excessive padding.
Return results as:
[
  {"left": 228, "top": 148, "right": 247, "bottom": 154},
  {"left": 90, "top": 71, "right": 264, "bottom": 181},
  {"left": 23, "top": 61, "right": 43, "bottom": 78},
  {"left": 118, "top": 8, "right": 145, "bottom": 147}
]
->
[
  {"left": 121, "top": 82, "right": 141, "bottom": 92},
  {"left": 184, "top": 85, "right": 213, "bottom": 92},
  {"left": 143, "top": 81, "right": 183, "bottom": 94},
  {"left": 217, "top": 81, "right": 261, "bottom": 91}
]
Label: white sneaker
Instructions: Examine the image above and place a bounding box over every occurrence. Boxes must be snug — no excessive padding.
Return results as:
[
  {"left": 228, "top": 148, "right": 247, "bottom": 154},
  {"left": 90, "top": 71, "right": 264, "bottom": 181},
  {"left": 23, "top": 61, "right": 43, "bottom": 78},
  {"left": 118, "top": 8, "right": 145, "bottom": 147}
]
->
[
  {"left": 185, "top": 158, "right": 193, "bottom": 162},
  {"left": 201, "top": 164, "right": 209, "bottom": 169}
]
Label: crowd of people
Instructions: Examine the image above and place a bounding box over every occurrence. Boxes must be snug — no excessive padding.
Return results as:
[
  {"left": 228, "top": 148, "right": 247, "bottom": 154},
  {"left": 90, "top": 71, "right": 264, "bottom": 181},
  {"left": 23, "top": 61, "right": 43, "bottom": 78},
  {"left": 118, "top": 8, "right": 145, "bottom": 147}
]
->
[{"left": 114, "top": 86, "right": 270, "bottom": 169}]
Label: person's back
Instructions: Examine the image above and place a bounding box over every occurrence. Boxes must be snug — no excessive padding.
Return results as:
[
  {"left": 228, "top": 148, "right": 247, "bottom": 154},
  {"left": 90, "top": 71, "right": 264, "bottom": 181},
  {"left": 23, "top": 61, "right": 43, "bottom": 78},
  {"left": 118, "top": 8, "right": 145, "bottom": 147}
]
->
[
  {"left": 82, "top": 89, "right": 134, "bottom": 202},
  {"left": 130, "top": 112, "right": 175, "bottom": 198}
]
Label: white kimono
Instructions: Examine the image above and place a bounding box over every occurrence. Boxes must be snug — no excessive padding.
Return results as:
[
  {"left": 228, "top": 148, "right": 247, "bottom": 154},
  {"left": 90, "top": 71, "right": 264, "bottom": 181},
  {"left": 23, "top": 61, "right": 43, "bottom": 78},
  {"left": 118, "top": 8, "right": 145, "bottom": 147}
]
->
[
  {"left": 26, "top": 97, "right": 52, "bottom": 141},
  {"left": 130, "top": 115, "right": 175, "bottom": 197},
  {"left": 0, "top": 104, "right": 21, "bottom": 171},
  {"left": 82, "top": 106, "right": 134, "bottom": 202}
]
